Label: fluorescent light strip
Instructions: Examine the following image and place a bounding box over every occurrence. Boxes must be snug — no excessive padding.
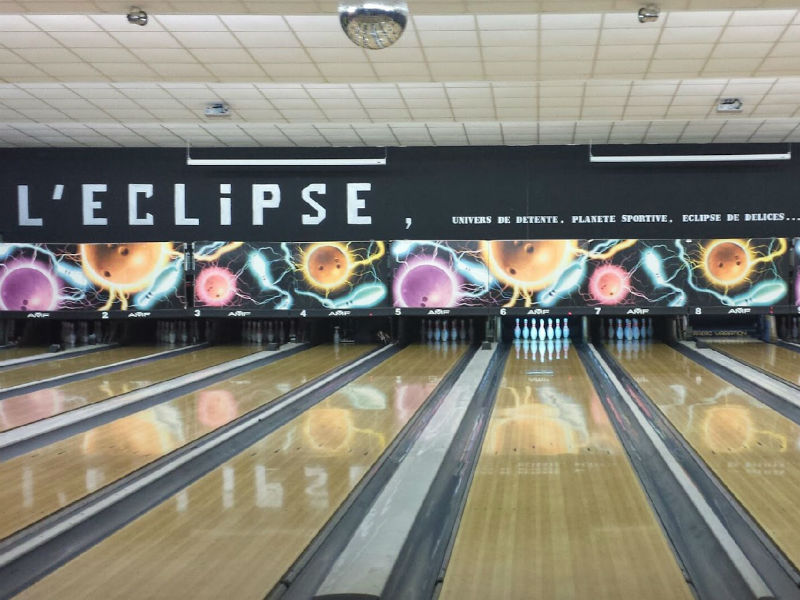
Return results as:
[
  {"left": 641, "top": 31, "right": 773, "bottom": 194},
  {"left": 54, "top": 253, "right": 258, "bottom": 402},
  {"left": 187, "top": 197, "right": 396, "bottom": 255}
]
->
[
  {"left": 590, "top": 152, "right": 791, "bottom": 163},
  {"left": 186, "top": 157, "right": 386, "bottom": 166}
]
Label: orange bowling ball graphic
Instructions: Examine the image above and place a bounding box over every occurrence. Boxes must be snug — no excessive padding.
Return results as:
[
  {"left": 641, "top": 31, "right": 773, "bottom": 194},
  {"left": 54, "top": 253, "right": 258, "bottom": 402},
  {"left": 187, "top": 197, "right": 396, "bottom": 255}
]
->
[
  {"left": 305, "top": 244, "right": 350, "bottom": 289},
  {"left": 703, "top": 240, "right": 750, "bottom": 286},
  {"left": 80, "top": 242, "right": 170, "bottom": 293},
  {"left": 197, "top": 389, "right": 238, "bottom": 428},
  {"left": 483, "top": 240, "right": 575, "bottom": 291}
]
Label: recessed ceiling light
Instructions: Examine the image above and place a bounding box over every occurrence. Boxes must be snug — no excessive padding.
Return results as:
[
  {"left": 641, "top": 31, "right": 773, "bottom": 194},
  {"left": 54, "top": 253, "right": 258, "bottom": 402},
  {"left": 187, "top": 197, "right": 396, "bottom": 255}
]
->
[
  {"left": 339, "top": 1, "right": 409, "bottom": 50},
  {"left": 204, "top": 102, "right": 231, "bottom": 117},
  {"left": 126, "top": 6, "right": 148, "bottom": 26},
  {"left": 717, "top": 98, "right": 743, "bottom": 112},
  {"left": 637, "top": 4, "right": 660, "bottom": 23}
]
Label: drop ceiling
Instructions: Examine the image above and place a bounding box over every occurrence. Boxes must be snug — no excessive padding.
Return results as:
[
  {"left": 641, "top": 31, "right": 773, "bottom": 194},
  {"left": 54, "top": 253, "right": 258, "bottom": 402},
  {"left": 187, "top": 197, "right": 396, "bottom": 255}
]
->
[{"left": 0, "top": 3, "right": 799, "bottom": 147}]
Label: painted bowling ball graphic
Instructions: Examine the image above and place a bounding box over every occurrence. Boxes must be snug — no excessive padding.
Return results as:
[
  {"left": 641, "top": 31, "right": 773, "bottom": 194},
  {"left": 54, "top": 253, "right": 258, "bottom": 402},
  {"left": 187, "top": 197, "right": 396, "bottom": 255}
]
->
[
  {"left": 196, "top": 267, "right": 237, "bottom": 306},
  {"left": 704, "top": 240, "right": 749, "bottom": 286},
  {"left": 399, "top": 261, "right": 456, "bottom": 307},
  {"left": 305, "top": 244, "right": 350, "bottom": 289},
  {"left": 484, "top": 240, "right": 574, "bottom": 290},
  {"left": 0, "top": 263, "right": 58, "bottom": 311},
  {"left": 589, "top": 264, "right": 630, "bottom": 305},
  {"left": 80, "top": 242, "right": 170, "bottom": 293}
]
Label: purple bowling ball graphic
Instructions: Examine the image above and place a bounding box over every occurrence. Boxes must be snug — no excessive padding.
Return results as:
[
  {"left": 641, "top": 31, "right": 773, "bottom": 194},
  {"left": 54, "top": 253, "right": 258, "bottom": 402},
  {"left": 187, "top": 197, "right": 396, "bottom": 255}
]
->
[
  {"left": 393, "top": 257, "right": 459, "bottom": 308},
  {"left": 0, "top": 261, "right": 59, "bottom": 311}
]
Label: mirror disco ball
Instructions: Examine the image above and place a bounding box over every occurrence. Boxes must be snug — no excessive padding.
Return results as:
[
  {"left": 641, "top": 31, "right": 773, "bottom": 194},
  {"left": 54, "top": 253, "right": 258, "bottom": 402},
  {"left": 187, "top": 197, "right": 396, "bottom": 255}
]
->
[{"left": 339, "top": 1, "right": 409, "bottom": 49}]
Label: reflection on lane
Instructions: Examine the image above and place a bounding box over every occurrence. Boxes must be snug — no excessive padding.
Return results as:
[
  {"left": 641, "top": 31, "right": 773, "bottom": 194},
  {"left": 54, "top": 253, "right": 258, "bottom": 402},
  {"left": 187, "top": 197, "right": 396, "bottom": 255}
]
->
[
  {"left": 612, "top": 342, "right": 800, "bottom": 570},
  {"left": 0, "top": 344, "right": 368, "bottom": 541},
  {"left": 0, "top": 346, "right": 160, "bottom": 390},
  {"left": 709, "top": 339, "right": 800, "bottom": 387},
  {"left": 0, "top": 345, "right": 257, "bottom": 432},
  {"left": 440, "top": 346, "right": 691, "bottom": 600},
  {"left": 17, "top": 344, "right": 465, "bottom": 600}
]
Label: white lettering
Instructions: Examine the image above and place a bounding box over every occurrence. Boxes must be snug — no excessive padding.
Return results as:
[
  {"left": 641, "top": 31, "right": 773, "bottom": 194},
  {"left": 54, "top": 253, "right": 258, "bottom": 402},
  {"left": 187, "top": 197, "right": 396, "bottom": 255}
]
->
[
  {"left": 301, "top": 183, "right": 326, "bottom": 225},
  {"left": 128, "top": 184, "right": 154, "bottom": 225},
  {"left": 17, "top": 185, "right": 42, "bottom": 226},
  {"left": 82, "top": 184, "right": 108, "bottom": 226},
  {"left": 174, "top": 183, "right": 199, "bottom": 226},
  {"left": 252, "top": 184, "right": 280, "bottom": 226},
  {"left": 347, "top": 182, "right": 371, "bottom": 225}
]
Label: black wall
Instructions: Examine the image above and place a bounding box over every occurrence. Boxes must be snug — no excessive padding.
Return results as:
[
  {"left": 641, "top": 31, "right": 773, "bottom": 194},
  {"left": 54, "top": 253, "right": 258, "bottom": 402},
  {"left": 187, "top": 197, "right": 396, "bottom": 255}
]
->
[{"left": 2, "top": 144, "right": 798, "bottom": 243}]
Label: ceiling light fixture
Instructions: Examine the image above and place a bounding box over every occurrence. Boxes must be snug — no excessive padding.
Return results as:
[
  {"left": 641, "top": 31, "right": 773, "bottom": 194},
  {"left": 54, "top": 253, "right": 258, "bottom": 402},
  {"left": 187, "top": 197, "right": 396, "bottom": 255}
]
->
[
  {"left": 637, "top": 4, "right": 660, "bottom": 23},
  {"left": 204, "top": 102, "right": 231, "bottom": 117},
  {"left": 717, "top": 98, "right": 743, "bottom": 113},
  {"left": 589, "top": 151, "right": 791, "bottom": 163},
  {"left": 126, "top": 6, "right": 148, "bottom": 26},
  {"left": 339, "top": 1, "right": 409, "bottom": 50}
]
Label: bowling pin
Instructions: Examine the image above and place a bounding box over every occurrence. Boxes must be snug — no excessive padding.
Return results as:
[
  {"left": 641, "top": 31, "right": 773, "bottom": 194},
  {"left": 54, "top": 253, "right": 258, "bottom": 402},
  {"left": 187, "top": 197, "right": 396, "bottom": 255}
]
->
[
  {"left": 434, "top": 320, "right": 441, "bottom": 342},
  {"left": 624, "top": 318, "right": 633, "bottom": 341},
  {"left": 563, "top": 318, "right": 570, "bottom": 340},
  {"left": 442, "top": 320, "right": 449, "bottom": 342},
  {"left": 607, "top": 318, "right": 614, "bottom": 341},
  {"left": 647, "top": 318, "right": 654, "bottom": 339},
  {"left": 514, "top": 339, "right": 521, "bottom": 359},
  {"left": 616, "top": 318, "right": 623, "bottom": 341},
  {"left": 514, "top": 318, "right": 521, "bottom": 340},
  {"left": 554, "top": 318, "right": 562, "bottom": 340},
  {"left": 451, "top": 319, "right": 458, "bottom": 342},
  {"left": 267, "top": 321, "right": 275, "bottom": 343},
  {"left": 427, "top": 320, "right": 434, "bottom": 342},
  {"left": 530, "top": 318, "right": 537, "bottom": 339},
  {"left": 169, "top": 322, "right": 176, "bottom": 345},
  {"left": 632, "top": 318, "right": 640, "bottom": 340},
  {"left": 333, "top": 325, "right": 341, "bottom": 344},
  {"left": 546, "top": 318, "right": 554, "bottom": 341},
  {"left": 539, "top": 319, "right": 546, "bottom": 341}
]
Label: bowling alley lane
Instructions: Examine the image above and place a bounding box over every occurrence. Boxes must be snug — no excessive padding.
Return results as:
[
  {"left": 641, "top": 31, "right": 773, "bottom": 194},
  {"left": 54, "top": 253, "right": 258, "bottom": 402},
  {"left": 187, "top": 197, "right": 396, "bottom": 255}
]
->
[
  {"left": 16, "top": 344, "right": 464, "bottom": 600},
  {"left": 0, "top": 346, "right": 161, "bottom": 390},
  {"left": 611, "top": 343, "right": 800, "bottom": 571},
  {"left": 0, "top": 345, "right": 258, "bottom": 433},
  {"left": 440, "top": 345, "right": 691, "bottom": 600},
  {"left": 0, "top": 344, "right": 369, "bottom": 541},
  {"left": 707, "top": 339, "right": 800, "bottom": 387}
]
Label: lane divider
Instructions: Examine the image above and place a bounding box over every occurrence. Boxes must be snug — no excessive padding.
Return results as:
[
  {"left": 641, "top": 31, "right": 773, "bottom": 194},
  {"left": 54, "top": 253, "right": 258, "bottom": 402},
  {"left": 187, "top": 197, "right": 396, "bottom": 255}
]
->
[
  {"left": 0, "top": 344, "right": 205, "bottom": 397},
  {"left": 589, "top": 344, "right": 774, "bottom": 600},
  {"left": 683, "top": 341, "right": 800, "bottom": 408},
  {"left": 0, "top": 344, "right": 297, "bottom": 451},
  {"left": 0, "top": 344, "right": 393, "bottom": 570}
]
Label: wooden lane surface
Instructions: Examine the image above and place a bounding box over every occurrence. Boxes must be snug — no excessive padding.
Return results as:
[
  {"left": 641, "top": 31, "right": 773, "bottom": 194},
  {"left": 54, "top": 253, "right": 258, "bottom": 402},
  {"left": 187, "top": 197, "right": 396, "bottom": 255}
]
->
[
  {"left": 0, "top": 346, "right": 161, "bottom": 389},
  {"left": 612, "top": 342, "right": 800, "bottom": 571},
  {"left": 708, "top": 340, "right": 800, "bottom": 387},
  {"left": 0, "top": 346, "right": 258, "bottom": 433},
  {"left": 0, "top": 347, "right": 47, "bottom": 361},
  {"left": 0, "top": 344, "right": 369, "bottom": 541},
  {"left": 17, "top": 343, "right": 465, "bottom": 600},
  {"left": 440, "top": 348, "right": 692, "bottom": 600}
]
